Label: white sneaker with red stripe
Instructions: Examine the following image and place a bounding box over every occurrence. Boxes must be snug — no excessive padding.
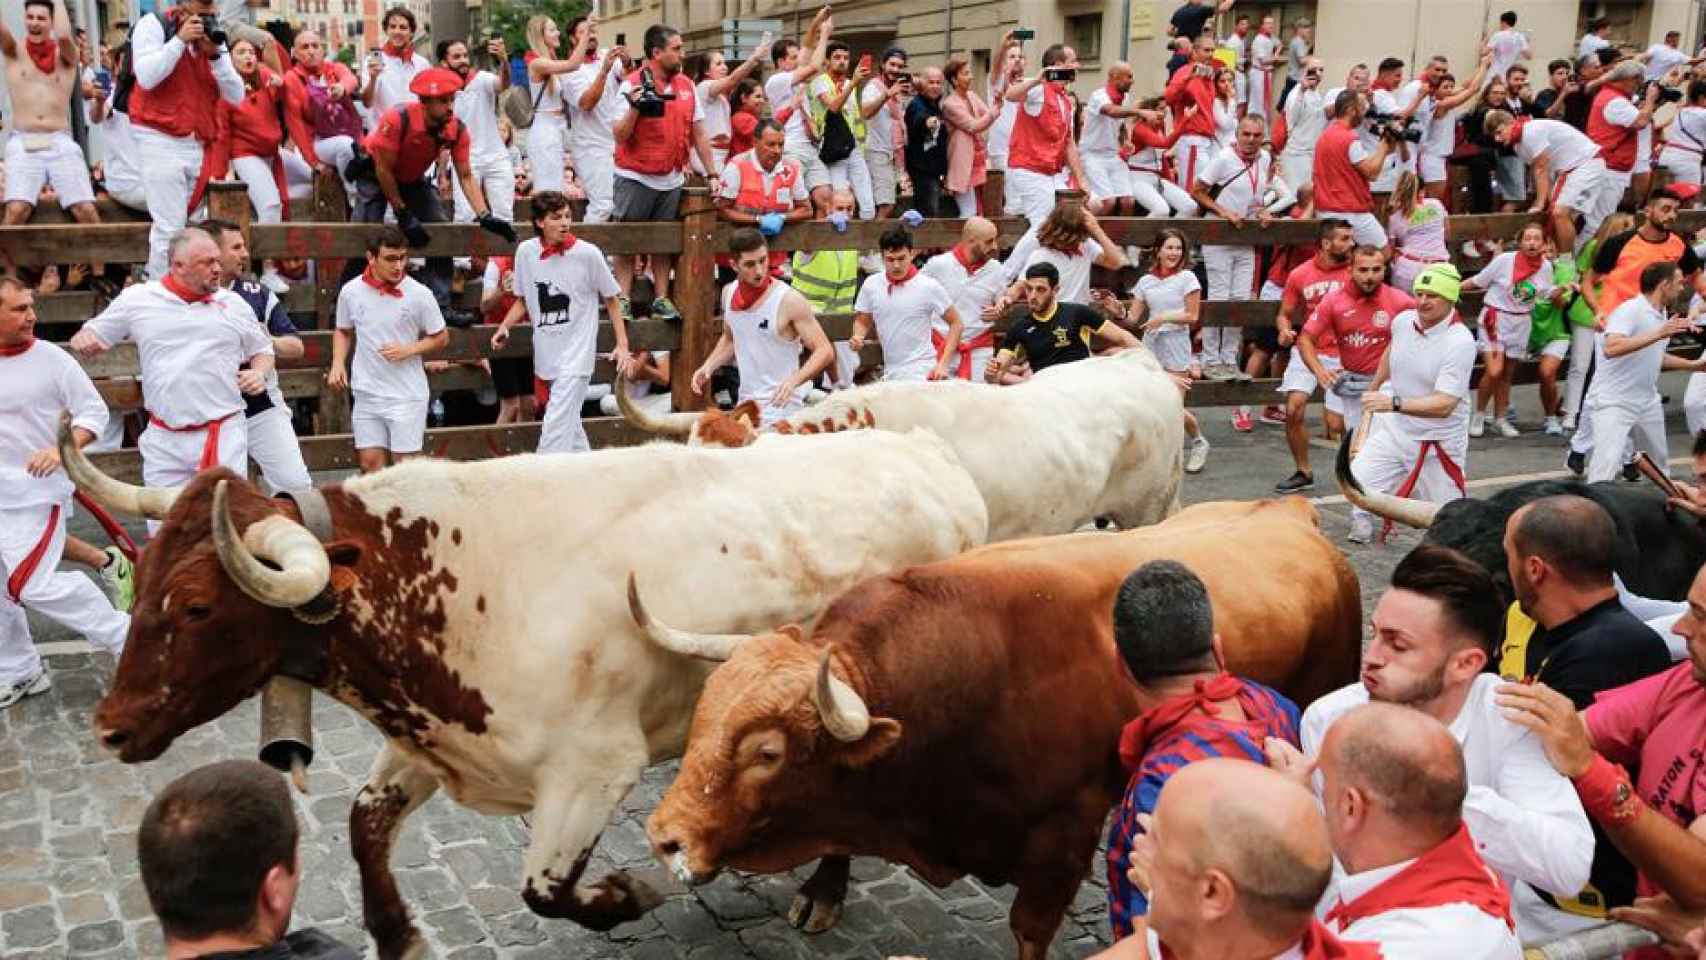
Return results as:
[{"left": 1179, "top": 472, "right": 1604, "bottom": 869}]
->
[{"left": 0, "top": 668, "right": 50, "bottom": 711}]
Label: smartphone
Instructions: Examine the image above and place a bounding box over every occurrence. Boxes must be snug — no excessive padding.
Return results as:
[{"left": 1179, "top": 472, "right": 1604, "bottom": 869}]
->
[
  {"left": 858, "top": 53, "right": 873, "bottom": 73},
  {"left": 615, "top": 32, "right": 626, "bottom": 48},
  {"left": 1013, "top": 29, "right": 1035, "bottom": 41}
]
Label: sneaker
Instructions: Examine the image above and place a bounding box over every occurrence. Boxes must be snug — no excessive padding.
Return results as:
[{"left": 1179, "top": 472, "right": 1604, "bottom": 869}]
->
[
  {"left": 1234, "top": 367, "right": 1253, "bottom": 382},
  {"left": 1274, "top": 470, "right": 1315, "bottom": 493},
  {"left": 1206, "top": 364, "right": 1236, "bottom": 381},
  {"left": 0, "top": 668, "right": 50, "bottom": 710},
  {"left": 1259, "top": 405, "right": 1288, "bottom": 426},
  {"left": 1623, "top": 461, "right": 1641, "bottom": 482},
  {"left": 1543, "top": 416, "right": 1564, "bottom": 436},
  {"left": 1185, "top": 436, "right": 1210, "bottom": 474},
  {"left": 1565, "top": 449, "right": 1586, "bottom": 477},
  {"left": 1469, "top": 411, "right": 1486, "bottom": 438},
  {"left": 1232, "top": 409, "right": 1254, "bottom": 432},
  {"left": 1493, "top": 417, "right": 1520, "bottom": 438},
  {"left": 1346, "top": 514, "right": 1375, "bottom": 544},
  {"left": 1562, "top": 415, "right": 1578, "bottom": 432},
  {"left": 100, "top": 546, "right": 134, "bottom": 613},
  {"left": 258, "top": 267, "right": 290, "bottom": 295},
  {"left": 651, "top": 297, "right": 681, "bottom": 320}
]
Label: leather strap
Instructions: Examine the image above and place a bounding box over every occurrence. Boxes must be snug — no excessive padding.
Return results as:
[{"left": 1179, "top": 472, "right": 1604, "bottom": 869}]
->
[
  {"left": 280, "top": 487, "right": 335, "bottom": 542},
  {"left": 271, "top": 488, "right": 341, "bottom": 663}
]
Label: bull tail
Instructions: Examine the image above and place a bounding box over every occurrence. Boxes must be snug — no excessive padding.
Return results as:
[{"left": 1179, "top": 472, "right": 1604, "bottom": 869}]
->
[
  {"left": 614, "top": 372, "right": 700, "bottom": 437},
  {"left": 1332, "top": 427, "right": 1441, "bottom": 530}
]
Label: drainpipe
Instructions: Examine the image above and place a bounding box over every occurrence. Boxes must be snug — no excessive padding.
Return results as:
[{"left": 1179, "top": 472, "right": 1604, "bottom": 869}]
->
[
  {"left": 1121, "top": 0, "right": 1131, "bottom": 60},
  {"left": 945, "top": 0, "right": 952, "bottom": 58}
]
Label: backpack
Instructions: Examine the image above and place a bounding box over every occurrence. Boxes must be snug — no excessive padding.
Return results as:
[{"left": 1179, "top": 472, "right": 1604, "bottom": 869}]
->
[
  {"left": 111, "top": 11, "right": 173, "bottom": 115},
  {"left": 818, "top": 110, "right": 855, "bottom": 164}
]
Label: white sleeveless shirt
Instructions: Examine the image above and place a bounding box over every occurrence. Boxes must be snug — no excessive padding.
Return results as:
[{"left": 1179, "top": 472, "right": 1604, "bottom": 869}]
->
[{"left": 722, "top": 280, "right": 807, "bottom": 423}]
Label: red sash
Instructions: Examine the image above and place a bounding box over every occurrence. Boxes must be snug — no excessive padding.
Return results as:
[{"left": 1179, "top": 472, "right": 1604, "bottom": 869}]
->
[
  {"left": 6, "top": 505, "right": 62, "bottom": 603},
  {"left": 1323, "top": 824, "right": 1514, "bottom": 933},
  {"left": 1379, "top": 439, "right": 1466, "bottom": 542},
  {"left": 931, "top": 327, "right": 996, "bottom": 380},
  {"left": 148, "top": 411, "right": 235, "bottom": 471}
]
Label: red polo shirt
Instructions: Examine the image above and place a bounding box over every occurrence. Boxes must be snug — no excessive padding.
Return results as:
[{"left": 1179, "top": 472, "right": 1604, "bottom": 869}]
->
[
  {"left": 365, "top": 103, "right": 471, "bottom": 184},
  {"left": 1304, "top": 283, "right": 1416, "bottom": 374}
]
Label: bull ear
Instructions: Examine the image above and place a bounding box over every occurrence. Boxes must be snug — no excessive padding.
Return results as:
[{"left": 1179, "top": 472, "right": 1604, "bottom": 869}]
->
[
  {"left": 831, "top": 717, "right": 902, "bottom": 769},
  {"left": 730, "top": 400, "right": 763, "bottom": 430},
  {"left": 777, "top": 624, "right": 805, "bottom": 642},
  {"left": 324, "top": 541, "right": 363, "bottom": 594}
]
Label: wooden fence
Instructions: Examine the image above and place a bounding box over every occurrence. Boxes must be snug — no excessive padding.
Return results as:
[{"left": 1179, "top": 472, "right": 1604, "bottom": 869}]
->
[{"left": 11, "top": 177, "right": 1698, "bottom": 482}]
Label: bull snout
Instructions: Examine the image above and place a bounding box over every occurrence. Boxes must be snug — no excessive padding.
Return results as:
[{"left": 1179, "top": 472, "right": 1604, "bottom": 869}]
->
[
  {"left": 96, "top": 726, "right": 129, "bottom": 752},
  {"left": 649, "top": 830, "right": 719, "bottom": 887}
]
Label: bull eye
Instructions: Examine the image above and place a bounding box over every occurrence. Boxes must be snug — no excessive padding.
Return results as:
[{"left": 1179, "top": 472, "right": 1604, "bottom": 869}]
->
[{"left": 184, "top": 603, "right": 213, "bottom": 621}]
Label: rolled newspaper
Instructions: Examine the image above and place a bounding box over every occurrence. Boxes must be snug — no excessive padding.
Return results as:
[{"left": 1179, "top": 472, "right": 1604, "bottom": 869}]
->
[{"left": 1522, "top": 922, "right": 1661, "bottom": 960}]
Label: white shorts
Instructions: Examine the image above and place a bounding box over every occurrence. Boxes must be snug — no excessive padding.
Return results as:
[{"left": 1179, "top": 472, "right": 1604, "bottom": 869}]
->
[
  {"left": 1259, "top": 280, "right": 1284, "bottom": 301},
  {"left": 1144, "top": 327, "right": 1194, "bottom": 372},
  {"left": 1316, "top": 209, "right": 1387, "bottom": 248},
  {"left": 1553, "top": 157, "right": 1607, "bottom": 214},
  {"left": 1083, "top": 153, "right": 1133, "bottom": 199},
  {"left": 1278, "top": 352, "right": 1348, "bottom": 416},
  {"left": 785, "top": 140, "right": 832, "bottom": 191},
  {"left": 1539, "top": 338, "right": 1570, "bottom": 360},
  {"left": 1659, "top": 148, "right": 1705, "bottom": 186},
  {"left": 1419, "top": 152, "right": 1449, "bottom": 185},
  {"left": 4, "top": 130, "right": 96, "bottom": 208},
  {"left": 1280, "top": 152, "right": 1314, "bottom": 190},
  {"left": 352, "top": 399, "right": 428, "bottom": 453},
  {"left": 865, "top": 148, "right": 897, "bottom": 206},
  {"left": 1477, "top": 307, "right": 1532, "bottom": 360}
]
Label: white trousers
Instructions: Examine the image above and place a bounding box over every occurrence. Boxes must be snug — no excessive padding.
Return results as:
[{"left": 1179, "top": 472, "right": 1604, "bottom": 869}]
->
[
  {"left": 1171, "top": 135, "right": 1217, "bottom": 191},
  {"left": 1131, "top": 171, "right": 1199, "bottom": 217},
  {"left": 1562, "top": 326, "right": 1597, "bottom": 420},
  {"left": 139, "top": 416, "right": 249, "bottom": 534},
  {"left": 3, "top": 130, "right": 96, "bottom": 207},
  {"left": 1280, "top": 152, "right": 1314, "bottom": 190},
  {"left": 1247, "top": 70, "right": 1276, "bottom": 126},
  {"left": 569, "top": 144, "right": 615, "bottom": 223},
  {"left": 313, "top": 135, "right": 360, "bottom": 201},
  {"left": 953, "top": 189, "right": 979, "bottom": 217},
  {"left": 827, "top": 148, "right": 876, "bottom": 220},
  {"left": 1202, "top": 245, "right": 1255, "bottom": 366},
  {"left": 232, "top": 155, "right": 288, "bottom": 224},
  {"left": 0, "top": 504, "right": 129, "bottom": 685},
  {"left": 246, "top": 406, "right": 312, "bottom": 493},
  {"left": 134, "top": 127, "right": 208, "bottom": 280},
  {"left": 1686, "top": 372, "right": 1706, "bottom": 438},
  {"left": 454, "top": 153, "right": 517, "bottom": 223},
  {"left": 1004, "top": 166, "right": 1067, "bottom": 224},
  {"left": 529, "top": 115, "right": 567, "bottom": 193},
  {"left": 1586, "top": 399, "right": 1666, "bottom": 484},
  {"left": 1317, "top": 209, "right": 1387, "bottom": 248},
  {"left": 1349, "top": 419, "right": 1467, "bottom": 526},
  {"left": 539, "top": 376, "right": 591, "bottom": 454}
]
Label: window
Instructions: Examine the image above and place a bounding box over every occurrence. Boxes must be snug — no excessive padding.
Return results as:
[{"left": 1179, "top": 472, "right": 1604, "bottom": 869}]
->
[{"left": 1066, "top": 12, "right": 1102, "bottom": 63}]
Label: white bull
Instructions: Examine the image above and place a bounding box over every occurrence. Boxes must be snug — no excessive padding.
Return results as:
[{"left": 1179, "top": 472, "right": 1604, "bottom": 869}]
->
[
  {"left": 74, "top": 426, "right": 987, "bottom": 959},
  {"left": 620, "top": 348, "right": 1187, "bottom": 541}
]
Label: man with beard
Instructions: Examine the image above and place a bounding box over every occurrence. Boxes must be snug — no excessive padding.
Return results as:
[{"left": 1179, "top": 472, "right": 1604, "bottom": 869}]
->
[
  {"left": 1281, "top": 543, "right": 1594, "bottom": 943},
  {"left": 1272, "top": 218, "right": 1355, "bottom": 494},
  {"left": 440, "top": 35, "right": 514, "bottom": 226}
]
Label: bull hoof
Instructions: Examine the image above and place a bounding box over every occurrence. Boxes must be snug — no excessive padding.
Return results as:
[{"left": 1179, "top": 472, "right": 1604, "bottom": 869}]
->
[
  {"left": 787, "top": 891, "right": 844, "bottom": 933},
  {"left": 523, "top": 869, "right": 665, "bottom": 932},
  {"left": 370, "top": 923, "right": 423, "bottom": 960}
]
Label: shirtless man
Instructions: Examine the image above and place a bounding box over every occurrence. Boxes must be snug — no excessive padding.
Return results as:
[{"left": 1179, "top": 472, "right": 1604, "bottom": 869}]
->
[{"left": 1, "top": 0, "right": 102, "bottom": 231}]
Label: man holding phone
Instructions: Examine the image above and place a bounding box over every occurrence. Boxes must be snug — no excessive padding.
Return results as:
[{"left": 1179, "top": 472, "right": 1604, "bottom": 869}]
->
[
  {"left": 1003, "top": 43, "right": 1089, "bottom": 225},
  {"left": 860, "top": 47, "right": 909, "bottom": 219}
]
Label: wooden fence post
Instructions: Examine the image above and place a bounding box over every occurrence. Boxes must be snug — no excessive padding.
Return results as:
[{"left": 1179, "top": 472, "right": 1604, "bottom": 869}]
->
[
  {"left": 206, "top": 181, "right": 252, "bottom": 241},
  {"left": 671, "top": 187, "right": 718, "bottom": 413},
  {"left": 311, "top": 171, "right": 351, "bottom": 436},
  {"left": 985, "top": 170, "right": 1005, "bottom": 221}
]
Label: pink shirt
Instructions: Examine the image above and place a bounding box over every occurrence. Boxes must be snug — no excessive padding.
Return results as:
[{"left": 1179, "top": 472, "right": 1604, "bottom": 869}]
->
[
  {"left": 1304, "top": 284, "right": 1416, "bottom": 374},
  {"left": 1388, "top": 198, "right": 1451, "bottom": 263},
  {"left": 1586, "top": 663, "right": 1706, "bottom": 896}
]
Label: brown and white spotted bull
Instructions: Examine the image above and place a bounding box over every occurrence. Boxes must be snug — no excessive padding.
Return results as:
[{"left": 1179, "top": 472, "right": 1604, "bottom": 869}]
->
[
  {"left": 64, "top": 422, "right": 988, "bottom": 959},
  {"left": 634, "top": 497, "right": 1361, "bottom": 956},
  {"left": 619, "top": 348, "right": 1188, "bottom": 541}
]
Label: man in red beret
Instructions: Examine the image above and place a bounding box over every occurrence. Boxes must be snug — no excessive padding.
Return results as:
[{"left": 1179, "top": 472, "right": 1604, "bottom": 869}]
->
[{"left": 348, "top": 66, "right": 516, "bottom": 325}]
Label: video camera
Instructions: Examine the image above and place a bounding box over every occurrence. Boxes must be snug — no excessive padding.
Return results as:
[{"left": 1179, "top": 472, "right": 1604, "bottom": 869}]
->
[
  {"left": 634, "top": 68, "right": 678, "bottom": 118},
  {"left": 1043, "top": 67, "right": 1077, "bottom": 83},
  {"left": 1645, "top": 80, "right": 1685, "bottom": 106},
  {"left": 1366, "top": 109, "right": 1423, "bottom": 143}
]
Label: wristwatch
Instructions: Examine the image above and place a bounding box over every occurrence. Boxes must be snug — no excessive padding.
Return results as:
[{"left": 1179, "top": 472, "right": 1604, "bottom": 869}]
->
[{"left": 1392, "top": 395, "right": 1403, "bottom": 412}]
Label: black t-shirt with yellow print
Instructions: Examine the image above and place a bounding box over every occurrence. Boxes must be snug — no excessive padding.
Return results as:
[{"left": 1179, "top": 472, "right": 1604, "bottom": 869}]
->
[{"left": 1004, "top": 302, "right": 1106, "bottom": 371}]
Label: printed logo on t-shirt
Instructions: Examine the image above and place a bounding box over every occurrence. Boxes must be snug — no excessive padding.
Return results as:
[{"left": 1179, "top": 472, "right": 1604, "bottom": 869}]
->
[
  {"left": 1372, "top": 310, "right": 1392, "bottom": 330},
  {"left": 1052, "top": 324, "right": 1072, "bottom": 348},
  {"left": 1513, "top": 280, "right": 1538, "bottom": 306},
  {"left": 535, "top": 281, "right": 574, "bottom": 327}
]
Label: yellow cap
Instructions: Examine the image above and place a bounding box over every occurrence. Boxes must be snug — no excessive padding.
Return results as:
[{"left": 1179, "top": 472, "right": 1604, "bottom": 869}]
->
[{"left": 1413, "top": 263, "right": 1463, "bottom": 303}]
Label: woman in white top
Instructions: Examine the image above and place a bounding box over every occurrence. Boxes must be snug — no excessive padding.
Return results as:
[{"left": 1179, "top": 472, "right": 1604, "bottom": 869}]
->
[
  {"left": 1658, "top": 80, "right": 1706, "bottom": 185},
  {"left": 1008, "top": 205, "right": 1126, "bottom": 306},
  {"left": 524, "top": 15, "right": 588, "bottom": 193},
  {"left": 1212, "top": 67, "right": 1239, "bottom": 152},
  {"left": 688, "top": 42, "right": 770, "bottom": 174},
  {"left": 1385, "top": 172, "right": 1451, "bottom": 294},
  {"left": 1110, "top": 228, "right": 1210, "bottom": 473},
  {"left": 987, "top": 34, "right": 1024, "bottom": 172}
]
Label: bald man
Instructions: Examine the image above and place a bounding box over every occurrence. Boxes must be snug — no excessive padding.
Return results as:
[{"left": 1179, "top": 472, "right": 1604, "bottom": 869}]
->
[
  {"left": 280, "top": 30, "right": 366, "bottom": 202},
  {"left": 1096, "top": 758, "right": 1373, "bottom": 960},
  {"left": 921, "top": 217, "right": 1012, "bottom": 379},
  {"left": 1081, "top": 62, "right": 1146, "bottom": 216},
  {"left": 1310, "top": 703, "right": 1522, "bottom": 958}
]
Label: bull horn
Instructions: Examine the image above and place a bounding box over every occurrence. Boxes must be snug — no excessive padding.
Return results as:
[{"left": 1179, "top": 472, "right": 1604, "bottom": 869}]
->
[
  {"left": 614, "top": 371, "right": 700, "bottom": 437},
  {"left": 1333, "top": 429, "right": 1442, "bottom": 529},
  {"left": 812, "top": 647, "right": 872, "bottom": 742},
  {"left": 258, "top": 677, "right": 315, "bottom": 794},
  {"left": 212, "top": 479, "right": 331, "bottom": 608},
  {"left": 626, "top": 572, "right": 748, "bottom": 662},
  {"left": 57, "top": 411, "right": 181, "bottom": 520}
]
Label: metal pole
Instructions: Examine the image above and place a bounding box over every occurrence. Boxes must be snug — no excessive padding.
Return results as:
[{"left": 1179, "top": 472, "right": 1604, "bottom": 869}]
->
[{"left": 1121, "top": 0, "right": 1131, "bottom": 61}]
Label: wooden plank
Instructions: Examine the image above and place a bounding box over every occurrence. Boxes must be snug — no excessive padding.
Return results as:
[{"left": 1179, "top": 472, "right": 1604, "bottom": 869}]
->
[
  {"left": 247, "top": 221, "right": 685, "bottom": 260},
  {"left": 673, "top": 190, "right": 720, "bottom": 412},
  {"left": 25, "top": 197, "right": 152, "bottom": 223},
  {"left": 283, "top": 277, "right": 487, "bottom": 314},
  {"left": 3, "top": 223, "right": 154, "bottom": 267},
  {"left": 32, "top": 291, "right": 99, "bottom": 327},
  {"left": 728, "top": 216, "right": 1032, "bottom": 253}
]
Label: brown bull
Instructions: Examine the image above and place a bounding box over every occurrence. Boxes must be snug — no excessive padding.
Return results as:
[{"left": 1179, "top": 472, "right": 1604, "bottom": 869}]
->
[{"left": 636, "top": 498, "right": 1361, "bottom": 957}]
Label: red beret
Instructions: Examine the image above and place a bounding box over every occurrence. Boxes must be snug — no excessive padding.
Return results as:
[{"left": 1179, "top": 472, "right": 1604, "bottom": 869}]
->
[
  {"left": 409, "top": 67, "right": 464, "bottom": 97},
  {"left": 1667, "top": 182, "right": 1701, "bottom": 203}
]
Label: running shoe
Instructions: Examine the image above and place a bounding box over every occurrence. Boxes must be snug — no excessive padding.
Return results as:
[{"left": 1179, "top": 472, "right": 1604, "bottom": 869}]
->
[
  {"left": 1543, "top": 417, "right": 1564, "bottom": 436},
  {"left": 100, "top": 546, "right": 134, "bottom": 613},
  {"left": 1346, "top": 514, "right": 1375, "bottom": 544},
  {"left": 1469, "top": 411, "right": 1486, "bottom": 438},
  {"left": 1259, "top": 405, "right": 1288, "bottom": 426},
  {"left": 1493, "top": 418, "right": 1520, "bottom": 438},
  {"left": 1274, "top": 470, "right": 1314, "bottom": 493},
  {"left": 0, "top": 668, "right": 50, "bottom": 711},
  {"left": 1565, "top": 449, "right": 1585, "bottom": 477},
  {"left": 1185, "top": 436, "right": 1210, "bottom": 474}
]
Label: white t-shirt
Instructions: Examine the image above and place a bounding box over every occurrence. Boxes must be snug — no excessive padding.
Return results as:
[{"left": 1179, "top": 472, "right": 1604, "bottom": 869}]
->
[
  {"left": 1080, "top": 88, "right": 1124, "bottom": 156},
  {"left": 82, "top": 283, "right": 270, "bottom": 428},
  {"left": 1322, "top": 862, "right": 1525, "bottom": 960},
  {"left": 1514, "top": 118, "right": 1601, "bottom": 173},
  {"left": 697, "top": 79, "right": 733, "bottom": 146},
  {"left": 1489, "top": 29, "right": 1529, "bottom": 85},
  {"left": 1591, "top": 295, "right": 1670, "bottom": 409},
  {"left": 563, "top": 55, "right": 629, "bottom": 152},
  {"left": 987, "top": 79, "right": 1019, "bottom": 163},
  {"left": 454, "top": 70, "right": 506, "bottom": 163},
  {"left": 1250, "top": 32, "right": 1281, "bottom": 71},
  {"left": 1023, "top": 239, "right": 1104, "bottom": 306},
  {"left": 373, "top": 51, "right": 427, "bottom": 122},
  {"left": 1579, "top": 33, "right": 1611, "bottom": 62},
  {"left": 1421, "top": 98, "right": 1459, "bottom": 158},
  {"left": 1134, "top": 270, "right": 1202, "bottom": 320},
  {"left": 0, "top": 341, "right": 108, "bottom": 508},
  {"left": 1197, "top": 148, "right": 1276, "bottom": 218},
  {"left": 1282, "top": 87, "right": 1329, "bottom": 159},
  {"left": 853, "top": 272, "right": 954, "bottom": 381},
  {"left": 1380, "top": 311, "right": 1478, "bottom": 441},
  {"left": 765, "top": 71, "right": 812, "bottom": 147},
  {"left": 1471, "top": 251, "right": 1557, "bottom": 314},
  {"left": 1601, "top": 92, "right": 1641, "bottom": 134},
  {"left": 510, "top": 236, "right": 621, "bottom": 381},
  {"left": 614, "top": 74, "right": 706, "bottom": 189},
  {"left": 1664, "top": 105, "right": 1706, "bottom": 154},
  {"left": 335, "top": 274, "right": 446, "bottom": 405},
  {"left": 1645, "top": 43, "right": 1688, "bottom": 82},
  {"left": 863, "top": 79, "right": 897, "bottom": 155},
  {"left": 921, "top": 250, "right": 1009, "bottom": 341}
]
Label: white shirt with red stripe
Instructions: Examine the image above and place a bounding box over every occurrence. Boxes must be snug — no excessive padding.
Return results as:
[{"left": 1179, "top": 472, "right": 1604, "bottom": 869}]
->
[
  {"left": 335, "top": 274, "right": 446, "bottom": 405},
  {"left": 81, "top": 282, "right": 269, "bottom": 429},
  {"left": 1385, "top": 310, "right": 1477, "bottom": 442},
  {"left": 1513, "top": 119, "right": 1601, "bottom": 174},
  {"left": 1, "top": 341, "right": 109, "bottom": 509},
  {"left": 1470, "top": 251, "right": 1557, "bottom": 315},
  {"left": 922, "top": 249, "right": 1007, "bottom": 343}
]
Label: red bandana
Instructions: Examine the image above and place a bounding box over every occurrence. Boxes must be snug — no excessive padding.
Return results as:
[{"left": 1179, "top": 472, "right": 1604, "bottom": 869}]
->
[
  {"left": 293, "top": 59, "right": 322, "bottom": 79},
  {"left": 1118, "top": 672, "right": 1245, "bottom": 773},
  {"left": 362, "top": 268, "right": 404, "bottom": 297},
  {"left": 887, "top": 265, "right": 919, "bottom": 294},
  {"left": 730, "top": 276, "right": 773, "bottom": 311},
  {"left": 952, "top": 243, "right": 988, "bottom": 273},
  {"left": 0, "top": 338, "right": 35, "bottom": 358},
  {"left": 1323, "top": 824, "right": 1515, "bottom": 933},
  {"left": 1151, "top": 264, "right": 1184, "bottom": 279},
  {"left": 1505, "top": 117, "right": 1529, "bottom": 148},
  {"left": 383, "top": 39, "right": 414, "bottom": 60},
  {"left": 25, "top": 37, "right": 60, "bottom": 75},
  {"left": 1161, "top": 920, "right": 1380, "bottom": 960},
  {"left": 161, "top": 274, "right": 213, "bottom": 304},
  {"left": 1106, "top": 82, "right": 1125, "bottom": 106},
  {"left": 1512, "top": 251, "right": 1545, "bottom": 287},
  {"left": 539, "top": 234, "right": 579, "bottom": 259}
]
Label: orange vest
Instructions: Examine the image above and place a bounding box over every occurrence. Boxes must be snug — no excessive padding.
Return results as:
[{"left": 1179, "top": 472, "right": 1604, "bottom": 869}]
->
[
  {"left": 1008, "top": 82, "right": 1071, "bottom": 176},
  {"left": 720, "top": 151, "right": 797, "bottom": 272},
  {"left": 1587, "top": 87, "right": 1640, "bottom": 173},
  {"left": 130, "top": 8, "right": 221, "bottom": 142},
  {"left": 1600, "top": 230, "right": 1685, "bottom": 316},
  {"left": 613, "top": 64, "right": 697, "bottom": 175}
]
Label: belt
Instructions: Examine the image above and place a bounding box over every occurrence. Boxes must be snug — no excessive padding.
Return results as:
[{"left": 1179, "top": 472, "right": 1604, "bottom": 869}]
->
[
  {"left": 149, "top": 411, "right": 236, "bottom": 472},
  {"left": 6, "top": 504, "right": 61, "bottom": 603},
  {"left": 932, "top": 327, "right": 997, "bottom": 380},
  {"left": 1397, "top": 250, "right": 1448, "bottom": 263}
]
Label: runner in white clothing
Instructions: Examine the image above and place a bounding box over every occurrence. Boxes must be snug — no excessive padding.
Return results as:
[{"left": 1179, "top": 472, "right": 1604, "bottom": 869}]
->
[
  {"left": 491, "top": 191, "right": 628, "bottom": 454},
  {"left": 443, "top": 36, "right": 515, "bottom": 226},
  {"left": 329, "top": 226, "right": 449, "bottom": 472},
  {"left": 70, "top": 229, "right": 274, "bottom": 532},
  {"left": 1461, "top": 223, "right": 1561, "bottom": 438},
  {"left": 921, "top": 218, "right": 1010, "bottom": 381},
  {"left": 1484, "top": 111, "right": 1610, "bottom": 254},
  {"left": 765, "top": 9, "right": 833, "bottom": 215},
  {"left": 850, "top": 227, "right": 962, "bottom": 382},
  {"left": 0, "top": 278, "right": 130, "bottom": 710},
  {"left": 692, "top": 229, "right": 834, "bottom": 425}
]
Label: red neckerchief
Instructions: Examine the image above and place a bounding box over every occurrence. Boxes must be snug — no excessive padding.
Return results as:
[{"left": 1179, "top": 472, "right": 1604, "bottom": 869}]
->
[
  {"left": 1117, "top": 672, "right": 1246, "bottom": 772},
  {"left": 1161, "top": 919, "right": 1381, "bottom": 960},
  {"left": 0, "top": 338, "right": 35, "bottom": 358},
  {"left": 952, "top": 243, "right": 988, "bottom": 273},
  {"left": 25, "top": 37, "right": 60, "bottom": 75},
  {"left": 887, "top": 265, "right": 919, "bottom": 294},
  {"left": 294, "top": 59, "right": 323, "bottom": 79},
  {"left": 1512, "top": 251, "right": 1545, "bottom": 287},
  {"left": 1323, "top": 824, "right": 1515, "bottom": 933},
  {"left": 362, "top": 267, "right": 404, "bottom": 297},
  {"left": 1106, "top": 82, "right": 1125, "bottom": 106},
  {"left": 1505, "top": 117, "right": 1530, "bottom": 148},
  {"left": 539, "top": 234, "right": 579, "bottom": 259},
  {"left": 1151, "top": 264, "right": 1184, "bottom": 279},
  {"left": 730, "top": 276, "right": 774, "bottom": 311},
  {"left": 161, "top": 274, "right": 213, "bottom": 304},
  {"left": 383, "top": 39, "right": 414, "bottom": 60}
]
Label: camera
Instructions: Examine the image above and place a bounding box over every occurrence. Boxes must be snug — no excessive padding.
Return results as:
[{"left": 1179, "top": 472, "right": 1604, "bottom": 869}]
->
[
  {"left": 1043, "top": 67, "right": 1076, "bottom": 83},
  {"left": 633, "top": 67, "right": 677, "bottom": 118},
  {"left": 1646, "top": 81, "right": 1685, "bottom": 105},
  {"left": 200, "top": 14, "right": 227, "bottom": 47},
  {"left": 1366, "top": 109, "right": 1423, "bottom": 143}
]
